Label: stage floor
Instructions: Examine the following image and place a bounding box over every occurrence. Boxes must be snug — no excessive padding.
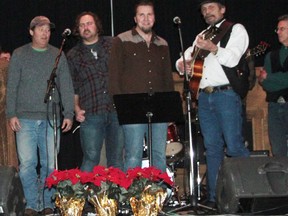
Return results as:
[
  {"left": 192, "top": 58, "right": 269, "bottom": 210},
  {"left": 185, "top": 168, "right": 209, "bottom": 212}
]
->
[
  {"left": 160, "top": 197, "right": 288, "bottom": 215},
  {"left": 20, "top": 197, "right": 288, "bottom": 216}
]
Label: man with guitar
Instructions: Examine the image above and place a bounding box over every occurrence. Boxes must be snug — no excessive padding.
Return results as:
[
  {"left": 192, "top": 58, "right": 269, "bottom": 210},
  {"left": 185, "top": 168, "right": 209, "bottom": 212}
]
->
[{"left": 176, "top": 0, "right": 250, "bottom": 208}]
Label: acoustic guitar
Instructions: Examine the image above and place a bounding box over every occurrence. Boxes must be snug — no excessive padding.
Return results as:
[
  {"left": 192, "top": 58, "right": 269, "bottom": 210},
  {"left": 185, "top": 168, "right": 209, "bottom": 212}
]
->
[
  {"left": 189, "top": 26, "right": 219, "bottom": 101},
  {"left": 245, "top": 41, "right": 269, "bottom": 59},
  {"left": 189, "top": 40, "right": 269, "bottom": 101}
]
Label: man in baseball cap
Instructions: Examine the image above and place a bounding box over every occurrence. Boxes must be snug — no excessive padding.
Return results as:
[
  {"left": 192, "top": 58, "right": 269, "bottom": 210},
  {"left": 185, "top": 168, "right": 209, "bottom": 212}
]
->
[
  {"left": 7, "top": 14, "right": 74, "bottom": 216},
  {"left": 29, "top": 16, "right": 55, "bottom": 30}
]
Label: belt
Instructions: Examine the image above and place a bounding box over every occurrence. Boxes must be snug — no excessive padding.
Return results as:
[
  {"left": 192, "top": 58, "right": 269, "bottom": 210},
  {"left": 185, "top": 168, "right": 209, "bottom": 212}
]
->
[{"left": 199, "top": 85, "right": 233, "bottom": 94}]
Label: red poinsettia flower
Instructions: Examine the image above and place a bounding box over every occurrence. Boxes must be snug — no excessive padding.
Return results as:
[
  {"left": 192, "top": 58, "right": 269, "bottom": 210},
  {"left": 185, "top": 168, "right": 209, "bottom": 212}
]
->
[
  {"left": 46, "top": 168, "right": 83, "bottom": 188},
  {"left": 125, "top": 166, "right": 174, "bottom": 201},
  {"left": 45, "top": 165, "right": 173, "bottom": 204}
]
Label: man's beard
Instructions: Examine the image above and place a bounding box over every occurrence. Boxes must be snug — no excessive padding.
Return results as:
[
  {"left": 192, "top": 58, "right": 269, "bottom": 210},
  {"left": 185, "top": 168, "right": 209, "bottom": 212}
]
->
[
  {"left": 204, "top": 15, "right": 216, "bottom": 25},
  {"left": 140, "top": 26, "right": 152, "bottom": 34}
]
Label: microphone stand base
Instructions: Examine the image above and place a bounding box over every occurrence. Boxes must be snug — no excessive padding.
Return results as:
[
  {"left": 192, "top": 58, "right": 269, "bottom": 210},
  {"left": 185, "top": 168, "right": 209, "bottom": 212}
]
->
[{"left": 163, "top": 201, "right": 218, "bottom": 215}]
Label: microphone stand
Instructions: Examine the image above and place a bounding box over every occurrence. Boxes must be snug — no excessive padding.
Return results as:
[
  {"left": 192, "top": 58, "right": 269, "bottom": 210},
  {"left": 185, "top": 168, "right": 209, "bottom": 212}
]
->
[
  {"left": 44, "top": 36, "right": 68, "bottom": 170},
  {"left": 174, "top": 21, "right": 198, "bottom": 208}
]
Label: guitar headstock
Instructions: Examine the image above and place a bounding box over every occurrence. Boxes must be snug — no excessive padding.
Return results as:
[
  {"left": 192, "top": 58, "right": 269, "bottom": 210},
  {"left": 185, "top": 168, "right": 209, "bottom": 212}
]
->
[
  {"left": 248, "top": 41, "right": 270, "bottom": 57},
  {"left": 202, "top": 26, "right": 220, "bottom": 41}
]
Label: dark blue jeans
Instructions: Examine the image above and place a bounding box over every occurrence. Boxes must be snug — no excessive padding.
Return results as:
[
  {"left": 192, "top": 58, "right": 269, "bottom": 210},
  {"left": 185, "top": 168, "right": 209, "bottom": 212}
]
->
[
  {"left": 80, "top": 112, "right": 124, "bottom": 171},
  {"left": 268, "top": 102, "right": 288, "bottom": 156},
  {"left": 198, "top": 90, "right": 250, "bottom": 202}
]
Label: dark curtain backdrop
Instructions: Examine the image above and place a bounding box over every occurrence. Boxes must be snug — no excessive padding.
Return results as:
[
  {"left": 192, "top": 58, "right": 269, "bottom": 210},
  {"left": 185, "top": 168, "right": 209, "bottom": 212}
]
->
[
  {"left": 1, "top": 0, "right": 287, "bottom": 169},
  {"left": 0, "top": 0, "right": 287, "bottom": 69}
]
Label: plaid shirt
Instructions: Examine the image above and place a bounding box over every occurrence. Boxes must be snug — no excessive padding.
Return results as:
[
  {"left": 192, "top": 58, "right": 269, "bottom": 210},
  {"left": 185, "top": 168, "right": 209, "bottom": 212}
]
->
[{"left": 67, "top": 36, "right": 114, "bottom": 114}]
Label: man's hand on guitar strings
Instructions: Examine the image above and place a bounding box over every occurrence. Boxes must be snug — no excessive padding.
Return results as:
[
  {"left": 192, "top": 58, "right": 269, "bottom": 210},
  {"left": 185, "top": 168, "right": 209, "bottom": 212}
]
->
[{"left": 196, "top": 34, "right": 218, "bottom": 53}]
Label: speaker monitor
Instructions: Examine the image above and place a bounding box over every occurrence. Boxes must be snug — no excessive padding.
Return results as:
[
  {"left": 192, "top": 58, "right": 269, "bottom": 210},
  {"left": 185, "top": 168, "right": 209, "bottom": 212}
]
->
[
  {"left": 0, "top": 166, "right": 25, "bottom": 215},
  {"left": 216, "top": 156, "right": 288, "bottom": 214}
]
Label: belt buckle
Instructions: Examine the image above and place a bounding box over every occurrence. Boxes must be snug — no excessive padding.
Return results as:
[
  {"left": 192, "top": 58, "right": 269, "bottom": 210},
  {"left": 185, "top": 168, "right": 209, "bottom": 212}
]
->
[
  {"left": 277, "top": 96, "right": 286, "bottom": 104},
  {"left": 204, "top": 86, "right": 214, "bottom": 94}
]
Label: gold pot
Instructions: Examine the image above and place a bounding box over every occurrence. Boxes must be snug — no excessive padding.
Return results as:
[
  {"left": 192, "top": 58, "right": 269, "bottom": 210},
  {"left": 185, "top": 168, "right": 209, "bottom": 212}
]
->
[
  {"left": 55, "top": 195, "right": 85, "bottom": 216},
  {"left": 130, "top": 185, "right": 167, "bottom": 216},
  {"left": 88, "top": 193, "right": 118, "bottom": 216}
]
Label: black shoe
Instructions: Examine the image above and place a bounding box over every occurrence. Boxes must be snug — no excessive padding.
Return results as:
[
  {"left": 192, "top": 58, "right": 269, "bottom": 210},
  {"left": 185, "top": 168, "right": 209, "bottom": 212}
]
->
[
  {"left": 205, "top": 201, "right": 216, "bottom": 208},
  {"left": 41, "top": 208, "right": 54, "bottom": 215},
  {"left": 199, "top": 200, "right": 217, "bottom": 209},
  {"left": 24, "top": 208, "right": 39, "bottom": 216}
]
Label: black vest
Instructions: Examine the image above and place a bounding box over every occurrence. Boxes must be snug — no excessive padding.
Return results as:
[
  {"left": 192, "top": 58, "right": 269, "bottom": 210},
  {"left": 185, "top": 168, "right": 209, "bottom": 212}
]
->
[{"left": 266, "top": 49, "right": 288, "bottom": 102}]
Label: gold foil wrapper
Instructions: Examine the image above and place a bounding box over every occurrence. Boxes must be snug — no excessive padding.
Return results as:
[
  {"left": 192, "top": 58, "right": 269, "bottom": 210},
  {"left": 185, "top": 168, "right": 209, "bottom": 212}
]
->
[
  {"left": 55, "top": 195, "right": 85, "bottom": 216},
  {"left": 130, "top": 186, "right": 167, "bottom": 216},
  {"left": 88, "top": 193, "right": 118, "bottom": 216}
]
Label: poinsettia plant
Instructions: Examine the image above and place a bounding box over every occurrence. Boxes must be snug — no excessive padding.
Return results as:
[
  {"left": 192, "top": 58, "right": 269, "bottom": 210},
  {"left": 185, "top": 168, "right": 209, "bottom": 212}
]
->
[
  {"left": 45, "top": 166, "right": 174, "bottom": 204},
  {"left": 46, "top": 168, "right": 86, "bottom": 199},
  {"left": 125, "top": 166, "right": 174, "bottom": 201},
  {"left": 81, "top": 166, "right": 130, "bottom": 203}
]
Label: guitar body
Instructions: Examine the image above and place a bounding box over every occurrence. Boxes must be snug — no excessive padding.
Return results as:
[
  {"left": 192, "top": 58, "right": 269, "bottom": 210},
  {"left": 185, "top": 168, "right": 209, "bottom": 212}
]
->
[
  {"left": 188, "top": 41, "right": 269, "bottom": 100},
  {"left": 189, "top": 58, "right": 204, "bottom": 101},
  {"left": 188, "top": 26, "right": 219, "bottom": 101}
]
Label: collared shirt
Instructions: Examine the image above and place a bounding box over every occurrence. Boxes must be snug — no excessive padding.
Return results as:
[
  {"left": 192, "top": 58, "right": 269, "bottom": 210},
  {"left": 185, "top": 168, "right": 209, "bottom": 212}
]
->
[
  {"left": 67, "top": 36, "right": 114, "bottom": 114},
  {"left": 176, "top": 19, "right": 249, "bottom": 88},
  {"left": 108, "top": 27, "right": 174, "bottom": 96}
]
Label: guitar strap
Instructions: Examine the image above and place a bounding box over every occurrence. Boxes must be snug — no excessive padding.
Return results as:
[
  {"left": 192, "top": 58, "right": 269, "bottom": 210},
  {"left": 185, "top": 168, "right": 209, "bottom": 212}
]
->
[{"left": 198, "top": 20, "right": 234, "bottom": 59}]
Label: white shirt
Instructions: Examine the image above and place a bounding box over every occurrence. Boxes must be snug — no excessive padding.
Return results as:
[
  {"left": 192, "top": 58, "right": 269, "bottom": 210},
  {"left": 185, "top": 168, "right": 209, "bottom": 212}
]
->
[{"left": 176, "top": 20, "right": 249, "bottom": 89}]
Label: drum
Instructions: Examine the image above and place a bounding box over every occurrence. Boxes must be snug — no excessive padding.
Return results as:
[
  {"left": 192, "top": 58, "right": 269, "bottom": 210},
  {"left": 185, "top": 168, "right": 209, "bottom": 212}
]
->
[{"left": 166, "top": 124, "right": 184, "bottom": 164}]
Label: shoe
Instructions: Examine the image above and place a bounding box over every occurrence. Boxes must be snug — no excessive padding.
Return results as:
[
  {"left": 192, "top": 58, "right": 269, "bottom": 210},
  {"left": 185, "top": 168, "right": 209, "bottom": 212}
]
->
[
  {"left": 205, "top": 201, "right": 216, "bottom": 208},
  {"left": 199, "top": 200, "right": 217, "bottom": 209},
  {"left": 24, "top": 208, "right": 38, "bottom": 216},
  {"left": 41, "top": 208, "right": 54, "bottom": 215}
]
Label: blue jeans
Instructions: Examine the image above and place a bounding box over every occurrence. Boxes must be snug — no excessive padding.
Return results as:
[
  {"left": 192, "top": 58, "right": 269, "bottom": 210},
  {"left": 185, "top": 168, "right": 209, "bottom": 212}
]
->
[
  {"left": 122, "top": 123, "right": 168, "bottom": 172},
  {"left": 80, "top": 112, "right": 124, "bottom": 171},
  {"left": 198, "top": 90, "right": 250, "bottom": 202},
  {"left": 16, "top": 119, "right": 58, "bottom": 211},
  {"left": 268, "top": 102, "right": 288, "bottom": 156}
]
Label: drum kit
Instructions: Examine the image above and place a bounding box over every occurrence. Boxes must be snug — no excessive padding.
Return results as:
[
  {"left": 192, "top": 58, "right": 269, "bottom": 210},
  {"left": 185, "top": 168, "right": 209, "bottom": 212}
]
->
[
  {"left": 166, "top": 123, "right": 185, "bottom": 165},
  {"left": 142, "top": 122, "right": 185, "bottom": 170},
  {"left": 141, "top": 122, "right": 188, "bottom": 207},
  {"left": 165, "top": 123, "right": 187, "bottom": 206}
]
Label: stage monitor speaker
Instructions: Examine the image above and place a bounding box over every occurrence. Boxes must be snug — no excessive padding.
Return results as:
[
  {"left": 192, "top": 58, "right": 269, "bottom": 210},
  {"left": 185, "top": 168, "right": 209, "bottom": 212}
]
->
[
  {"left": 0, "top": 166, "right": 25, "bottom": 215},
  {"left": 216, "top": 156, "right": 288, "bottom": 214}
]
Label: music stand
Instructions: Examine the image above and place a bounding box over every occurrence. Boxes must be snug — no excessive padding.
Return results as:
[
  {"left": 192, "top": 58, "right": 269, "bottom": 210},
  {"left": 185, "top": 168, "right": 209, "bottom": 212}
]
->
[{"left": 113, "top": 91, "right": 184, "bottom": 166}]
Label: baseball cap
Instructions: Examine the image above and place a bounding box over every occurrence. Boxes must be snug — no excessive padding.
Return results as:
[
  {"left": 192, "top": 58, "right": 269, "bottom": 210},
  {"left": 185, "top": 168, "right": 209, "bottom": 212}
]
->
[{"left": 29, "top": 16, "right": 55, "bottom": 29}]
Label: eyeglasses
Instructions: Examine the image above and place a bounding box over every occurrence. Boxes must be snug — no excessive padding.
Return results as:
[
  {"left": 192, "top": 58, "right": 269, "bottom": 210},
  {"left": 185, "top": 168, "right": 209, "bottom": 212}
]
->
[{"left": 274, "top": 27, "right": 288, "bottom": 33}]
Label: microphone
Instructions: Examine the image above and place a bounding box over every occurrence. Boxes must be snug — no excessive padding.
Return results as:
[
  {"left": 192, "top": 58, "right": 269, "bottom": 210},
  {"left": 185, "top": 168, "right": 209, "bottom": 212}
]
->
[
  {"left": 173, "top": 16, "right": 181, "bottom": 25},
  {"left": 62, "top": 28, "right": 71, "bottom": 37}
]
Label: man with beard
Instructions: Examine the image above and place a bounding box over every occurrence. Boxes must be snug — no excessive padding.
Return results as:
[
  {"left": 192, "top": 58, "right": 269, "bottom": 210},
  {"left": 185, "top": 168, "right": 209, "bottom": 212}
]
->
[
  {"left": 108, "top": 0, "right": 174, "bottom": 172},
  {"left": 176, "top": 0, "right": 250, "bottom": 208},
  {"left": 67, "top": 12, "right": 124, "bottom": 172}
]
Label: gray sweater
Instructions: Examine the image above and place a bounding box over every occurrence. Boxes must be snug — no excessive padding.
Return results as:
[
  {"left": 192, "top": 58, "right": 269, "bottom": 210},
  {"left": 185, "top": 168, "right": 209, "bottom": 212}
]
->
[{"left": 6, "top": 43, "right": 74, "bottom": 120}]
